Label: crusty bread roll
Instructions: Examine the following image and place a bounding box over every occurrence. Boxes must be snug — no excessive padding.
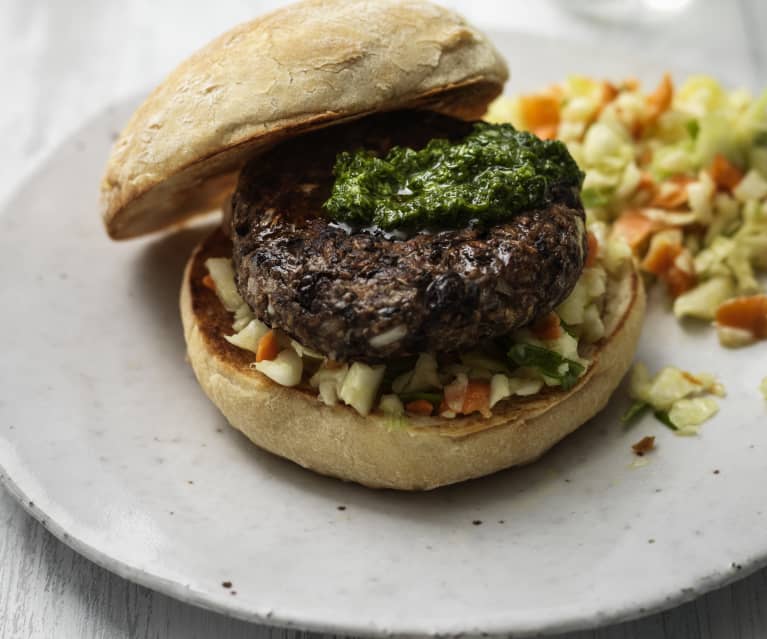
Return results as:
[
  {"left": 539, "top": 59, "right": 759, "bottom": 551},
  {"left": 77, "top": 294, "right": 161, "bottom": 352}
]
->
[
  {"left": 101, "top": 0, "right": 508, "bottom": 240},
  {"left": 102, "top": 0, "right": 646, "bottom": 490},
  {"left": 181, "top": 230, "right": 646, "bottom": 490}
]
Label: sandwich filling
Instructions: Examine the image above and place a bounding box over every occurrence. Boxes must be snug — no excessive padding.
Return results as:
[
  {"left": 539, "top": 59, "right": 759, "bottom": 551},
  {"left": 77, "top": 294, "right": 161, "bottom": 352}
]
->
[
  {"left": 208, "top": 110, "right": 631, "bottom": 419},
  {"left": 229, "top": 111, "right": 587, "bottom": 362}
]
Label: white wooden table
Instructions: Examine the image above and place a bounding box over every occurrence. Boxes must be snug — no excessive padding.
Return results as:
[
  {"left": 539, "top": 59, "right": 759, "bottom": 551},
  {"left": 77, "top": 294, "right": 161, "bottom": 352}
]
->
[{"left": 2, "top": 1, "right": 766, "bottom": 637}]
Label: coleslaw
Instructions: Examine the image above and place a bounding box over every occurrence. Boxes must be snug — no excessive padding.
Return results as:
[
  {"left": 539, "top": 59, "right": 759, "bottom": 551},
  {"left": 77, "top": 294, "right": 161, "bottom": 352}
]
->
[{"left": 488, "top": 74, "right": 767, "bottom": 347}]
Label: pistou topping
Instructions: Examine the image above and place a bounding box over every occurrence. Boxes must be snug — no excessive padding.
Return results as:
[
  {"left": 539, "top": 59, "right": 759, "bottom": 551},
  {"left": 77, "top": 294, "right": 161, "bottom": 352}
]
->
[{"left": 323, "top": 122, "right": 584, "bottom": 231}]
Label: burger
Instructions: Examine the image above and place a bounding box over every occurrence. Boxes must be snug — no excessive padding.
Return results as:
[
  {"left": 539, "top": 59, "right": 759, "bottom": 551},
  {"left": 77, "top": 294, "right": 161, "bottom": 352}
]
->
[{"left": 101, "top": 0, "right": 645, "bottom": 490}]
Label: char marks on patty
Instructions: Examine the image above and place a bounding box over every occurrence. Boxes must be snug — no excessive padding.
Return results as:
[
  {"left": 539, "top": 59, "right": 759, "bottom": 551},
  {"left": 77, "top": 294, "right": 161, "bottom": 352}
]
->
[{"left": 230, "top": 111, "right": 586, "bottom": 362}]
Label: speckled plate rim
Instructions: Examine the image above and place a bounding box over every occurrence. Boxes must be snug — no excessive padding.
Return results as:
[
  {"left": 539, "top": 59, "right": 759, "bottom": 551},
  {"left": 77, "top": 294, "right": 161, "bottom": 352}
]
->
[
  {"left": 1, "top": 28, "right": 766, "bottom": 638},
  {"left": 2, "top": 451, "right": 766, "bottom": 638}
]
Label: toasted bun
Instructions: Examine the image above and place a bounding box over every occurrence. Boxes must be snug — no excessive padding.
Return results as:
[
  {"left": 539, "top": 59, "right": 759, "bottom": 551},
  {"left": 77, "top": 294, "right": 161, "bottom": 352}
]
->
[
  {"left": 101, "top": 0, "right": 508, "bottom": 240},
  {"left": 181, "top": 229, "right": 646, "bottom": 490}
]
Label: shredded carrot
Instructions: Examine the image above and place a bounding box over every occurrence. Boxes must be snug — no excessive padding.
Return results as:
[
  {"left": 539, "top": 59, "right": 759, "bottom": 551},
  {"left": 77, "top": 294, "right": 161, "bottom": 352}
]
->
[
  {"left": 663, "top": 265, "right": 697, "bottom": 298},
  {"left": 585, "top": 231, "right": 600, "bottom": 268},
  {"left": 681, "top": 372, "right": 704, "bottom": 386},
  {"left": 640, "top": 233, "right": 695, "bottom": 297},
  {"left": 255, "top": 330, "right": 280, "bottom": 362},
  {"left": 519, "top": 94, "right": 560, "bottom": 131},
  {"left": 622, "top": 77, "right": 641, "bottom": 92},
  {"left": 650, "top": 175, "right": 694, "bottom": 209},
  {"left": 601, "top": 81, "right": 619, "bottom": 106},
  {"left": 202, "top": 274, "right": 217, "bottom": 291},
  {"left": 709, "top": 154, "right": 744, "bottom": 191},
  {"left": 715, "top": 295, "right": 767, "bottom": 339},
  {"left": 637, "top": 171, "right": 656, "bottom": 192},
  {"left": 630, "top": 120, "right": 645, "bottom": 141},
  {"left": 638, "top": 148, "right": 654, "bottom": 168},
  {"left": 405, "top": 399, "right": 434, "bottom": 416},
  {"left": 611, "top": 209, "right": 664, "bottom": 252},
  {"left": 462, "top": 380, "right": 491, "bottom": 417},
  {"left": 531, "top": 124, "right": 558, "bottom": 140},
  {"left": 641, "top": 241, "right": 682, "bottom": 277},
  {"left": 633, "top": 171, "right": 657, "bottom": 204},
  {"left": 669, "top": 174, "right": 695, "bottom": 186},
  {"left": 645, "top": 73, "right": 673, "bottom": 124},
  {"left": 530, "top": 312, "right": 562, "bottom": 341}
]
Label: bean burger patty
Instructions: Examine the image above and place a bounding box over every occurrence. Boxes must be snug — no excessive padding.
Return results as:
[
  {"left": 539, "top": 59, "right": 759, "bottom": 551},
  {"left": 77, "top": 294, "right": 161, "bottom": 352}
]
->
[{"left": 229, "top": 111, "right": 587, "bottom": 362}]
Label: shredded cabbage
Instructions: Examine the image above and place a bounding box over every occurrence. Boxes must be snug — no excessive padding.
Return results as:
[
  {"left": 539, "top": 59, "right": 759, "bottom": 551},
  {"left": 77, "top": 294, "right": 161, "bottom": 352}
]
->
[
  {"left": 717, "top": 325, "right": 755, "bottom": 348},
  {"left": 673, "top": 277, "right": 735, "bottom": 320},
  {"left": 232, "top": 303, "right": 255, "bottom": 332},
  {"left": 627, "top": 363, "right": 723, "bottom": 434},
  {"left": 556, "top": 265, "right": 608, "bottom": 330},
  {"left": 204, "top": 258, "right": 245, "bottom": 312},
  {"left": 379, "top": 394, "right": 405, "bottom": 417},
  {"left": 668, "top": 397, "right": 719, "bottom": 434},
  {"left": 253, "top": 349, "right": 303, "bottom": 387},
  {"left": 224, "top": 318, "right": 270, "bottom": 353},
  {"left": 338, "top": 363, "right": 385, "bottom": 417},
  {"left": 392, "top": 353, "right": 441, "bottom": 394},
  {"left": 733, "top": 169, "right": 767, "bottom": 201}
]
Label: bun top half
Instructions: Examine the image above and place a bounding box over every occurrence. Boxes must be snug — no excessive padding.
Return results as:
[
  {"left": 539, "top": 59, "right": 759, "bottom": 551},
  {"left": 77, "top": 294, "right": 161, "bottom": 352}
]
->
[{"left": 101, "top": 0, "right": 509, "bottom": 239}]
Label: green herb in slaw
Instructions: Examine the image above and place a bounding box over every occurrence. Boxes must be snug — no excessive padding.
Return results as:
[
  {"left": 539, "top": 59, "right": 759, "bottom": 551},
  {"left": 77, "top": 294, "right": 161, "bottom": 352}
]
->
[{"left": 507, "top": 343, "right": 585, "bottom": 391}]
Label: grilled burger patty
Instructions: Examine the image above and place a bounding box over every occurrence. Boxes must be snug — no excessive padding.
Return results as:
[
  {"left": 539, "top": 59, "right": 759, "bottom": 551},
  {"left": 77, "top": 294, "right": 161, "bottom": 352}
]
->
[{"left": 230, "top": 111, "right": 587, "bottom": 362}]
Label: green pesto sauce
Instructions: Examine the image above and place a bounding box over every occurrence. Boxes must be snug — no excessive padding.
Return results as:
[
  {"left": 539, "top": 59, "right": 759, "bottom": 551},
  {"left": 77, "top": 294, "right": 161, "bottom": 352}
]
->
[{"left": 323, "top": 122, "right": 584, "bottom": 231}]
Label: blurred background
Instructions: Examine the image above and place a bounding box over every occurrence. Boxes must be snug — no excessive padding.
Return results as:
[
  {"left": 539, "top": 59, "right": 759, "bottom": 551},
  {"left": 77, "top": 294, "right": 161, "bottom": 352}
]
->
[{"left": 1, "top": 1, "right": 766, "bottom": 638}]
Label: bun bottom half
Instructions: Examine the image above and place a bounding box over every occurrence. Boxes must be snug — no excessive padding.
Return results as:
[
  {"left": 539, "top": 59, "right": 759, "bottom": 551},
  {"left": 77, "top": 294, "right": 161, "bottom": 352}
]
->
[{"left": 181, "top": 229, "right": 646, "bottom": 490}]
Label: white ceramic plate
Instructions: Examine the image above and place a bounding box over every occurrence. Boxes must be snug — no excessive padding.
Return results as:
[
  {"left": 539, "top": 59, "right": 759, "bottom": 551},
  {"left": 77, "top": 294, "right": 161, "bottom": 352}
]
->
[{"left": 1, "top": 32, "right": 765, "bottom": 638}]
